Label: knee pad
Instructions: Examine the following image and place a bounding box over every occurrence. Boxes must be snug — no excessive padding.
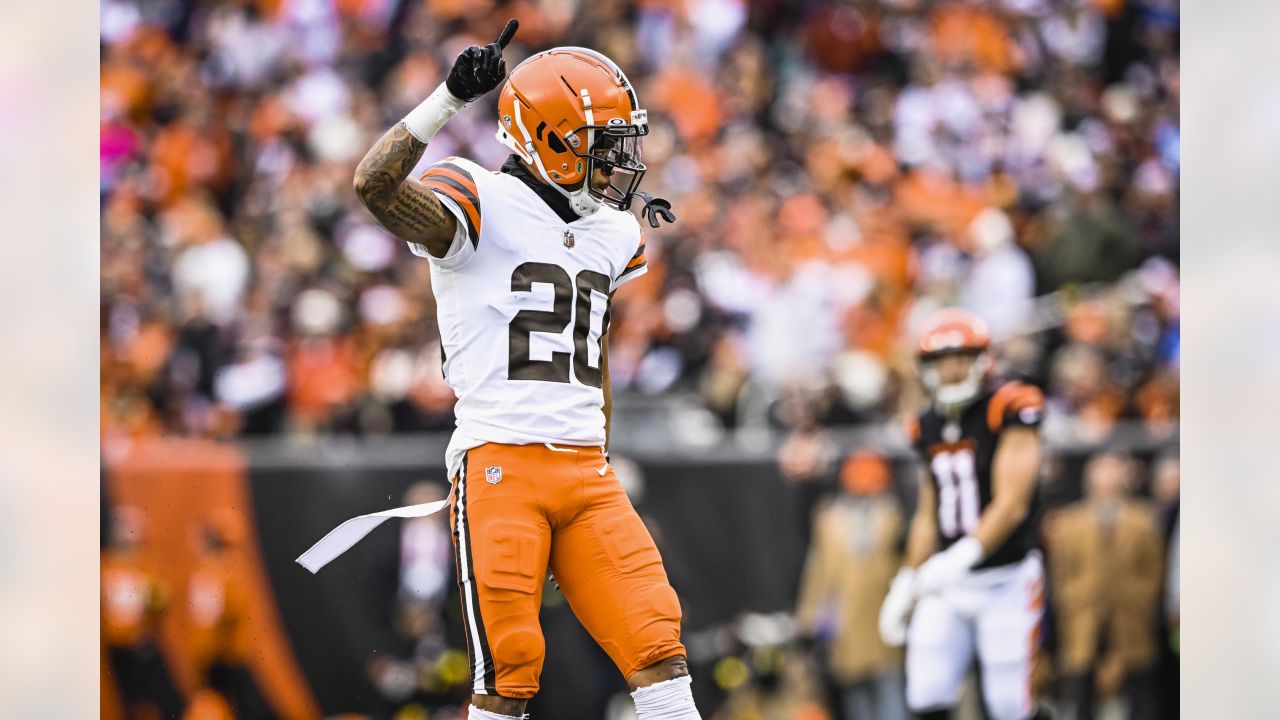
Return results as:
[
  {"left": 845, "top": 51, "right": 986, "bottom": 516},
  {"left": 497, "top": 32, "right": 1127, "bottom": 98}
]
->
[
  {"left": 642, "top": 583, "right": 682, "bottom": 630},
  {"left": 489, "top": 624, "right": 544, "bottom": 670},
  {"left": 622, "top": 583, "right": 683, "bottom": 671}
]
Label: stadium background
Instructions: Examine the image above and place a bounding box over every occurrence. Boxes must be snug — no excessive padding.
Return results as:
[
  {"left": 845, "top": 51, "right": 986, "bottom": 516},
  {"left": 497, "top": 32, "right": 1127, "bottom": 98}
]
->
[{"left": 99, "top": 0, "right": 1179, "bottom": 718}]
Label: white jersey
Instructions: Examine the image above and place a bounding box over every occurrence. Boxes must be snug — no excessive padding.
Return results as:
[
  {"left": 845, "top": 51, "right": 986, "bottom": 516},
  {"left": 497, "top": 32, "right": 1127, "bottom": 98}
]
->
[{"left": 408, "top": 157, "right": 648, "bottom": 477}]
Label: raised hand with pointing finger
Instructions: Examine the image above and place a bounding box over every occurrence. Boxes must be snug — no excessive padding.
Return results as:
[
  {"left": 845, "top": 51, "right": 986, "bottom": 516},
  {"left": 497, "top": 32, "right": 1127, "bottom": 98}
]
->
[
  {"left": 352, "top": 21, "right": 519, "bottom": 255},
  {"left": 445, "top": 19, "right": 519, "bottom": 103}
]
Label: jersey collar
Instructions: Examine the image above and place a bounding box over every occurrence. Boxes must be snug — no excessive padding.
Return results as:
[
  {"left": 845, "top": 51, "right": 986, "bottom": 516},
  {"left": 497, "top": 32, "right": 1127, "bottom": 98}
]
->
[{"left": 500, "top": 154, "right": 579, "bottom": 224}]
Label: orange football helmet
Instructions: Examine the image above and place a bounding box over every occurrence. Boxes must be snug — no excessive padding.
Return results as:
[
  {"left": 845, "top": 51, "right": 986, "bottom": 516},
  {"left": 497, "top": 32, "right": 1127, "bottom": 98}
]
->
[
  {"left": 917, "top": 308, "right": 993, "bottom": 410},
  {"left": 496, "top": 47, "right": 648, "bottom": 216}
]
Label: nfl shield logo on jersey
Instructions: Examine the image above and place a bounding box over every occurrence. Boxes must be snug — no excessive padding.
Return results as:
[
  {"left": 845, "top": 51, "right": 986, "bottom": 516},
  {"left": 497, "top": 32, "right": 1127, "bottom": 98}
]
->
[
  {"left": 563, "top": 229, "right": 575, "bottom": 249},
  {"left": 485, "top": 465, "right": 503, "bottom": 484}
]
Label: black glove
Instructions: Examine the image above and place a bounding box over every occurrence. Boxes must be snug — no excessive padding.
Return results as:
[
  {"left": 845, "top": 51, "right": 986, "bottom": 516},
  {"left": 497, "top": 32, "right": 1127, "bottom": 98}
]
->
[
  {"left": 636, "top": 191, "right": 677, "bottom": 228},
  {"left": 445, "top": 19, "right": 519, "bottom": 103}
]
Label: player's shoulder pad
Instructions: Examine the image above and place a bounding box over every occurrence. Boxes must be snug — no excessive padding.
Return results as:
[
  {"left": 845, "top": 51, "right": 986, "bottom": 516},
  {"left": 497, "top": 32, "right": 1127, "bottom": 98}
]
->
[
  {"left": 420, "top": 156, "right": 484, "bottom": 249},
  {"left": 987, "top": 379, "right": 1045, "bottom": 433}
]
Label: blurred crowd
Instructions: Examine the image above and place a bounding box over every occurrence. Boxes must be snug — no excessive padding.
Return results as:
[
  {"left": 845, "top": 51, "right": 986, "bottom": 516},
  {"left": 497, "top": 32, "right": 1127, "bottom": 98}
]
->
[{"left": 100, "top": 0, "right": 1179, "bottom": 444}]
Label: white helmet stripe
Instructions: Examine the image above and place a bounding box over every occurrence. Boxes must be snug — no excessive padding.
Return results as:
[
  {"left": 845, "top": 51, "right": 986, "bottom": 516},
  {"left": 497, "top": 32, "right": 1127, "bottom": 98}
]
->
[
  {"left": 513, "top": 93, "right": 599, "bottom": 215},
  {"left": 508, "top": 100, "right": 535, "bottom": 164},
  {"left": 580, "top": 88, "right": 595, "bottom": 163}
]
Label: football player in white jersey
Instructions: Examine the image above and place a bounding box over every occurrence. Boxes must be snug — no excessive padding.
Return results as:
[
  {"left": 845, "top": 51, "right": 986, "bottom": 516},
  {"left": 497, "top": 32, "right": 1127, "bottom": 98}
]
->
[{"left": 352, "top": 20, "right": 697, "bottom": 720}]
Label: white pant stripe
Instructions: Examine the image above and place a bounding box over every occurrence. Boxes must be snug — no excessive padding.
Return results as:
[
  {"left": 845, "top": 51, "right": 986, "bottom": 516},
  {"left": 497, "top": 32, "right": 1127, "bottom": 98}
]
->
[{"left": 455, "top": 457, "right": 489, "bottom": 694}]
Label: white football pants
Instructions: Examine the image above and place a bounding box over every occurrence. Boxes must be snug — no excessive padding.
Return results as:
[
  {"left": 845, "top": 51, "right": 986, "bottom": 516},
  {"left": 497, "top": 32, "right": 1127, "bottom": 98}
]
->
[{"left": 906, "top": 552, "right": 1043, "bottom": 720}]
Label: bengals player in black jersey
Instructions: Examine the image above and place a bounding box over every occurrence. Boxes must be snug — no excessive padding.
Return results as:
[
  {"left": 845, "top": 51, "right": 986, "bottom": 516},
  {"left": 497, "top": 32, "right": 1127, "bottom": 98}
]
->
[{"left": 878, "top": 308, "right": 1049, "bottom": 720}]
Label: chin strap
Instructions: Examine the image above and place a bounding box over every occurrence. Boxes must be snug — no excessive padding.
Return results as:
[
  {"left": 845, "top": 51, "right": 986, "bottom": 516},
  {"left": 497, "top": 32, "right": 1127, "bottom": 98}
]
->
[{"left": 635, "top": 191, "right": 676, "bottom": 228}]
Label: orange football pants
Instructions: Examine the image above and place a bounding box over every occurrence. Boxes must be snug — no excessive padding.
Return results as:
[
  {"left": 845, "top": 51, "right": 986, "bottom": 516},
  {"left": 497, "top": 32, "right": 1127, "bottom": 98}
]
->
[{"left": 449, "top": 442, "right": 685, "bottom": 699}]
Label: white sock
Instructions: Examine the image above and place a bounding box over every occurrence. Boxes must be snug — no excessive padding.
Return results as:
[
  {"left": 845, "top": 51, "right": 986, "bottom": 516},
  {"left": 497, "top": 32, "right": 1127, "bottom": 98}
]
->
[
  {"left": 631, "top": 675, "right": 701, "bottom": 719},
  {"left": 468, "top": 707, "right": 525, "bottom": 720}
]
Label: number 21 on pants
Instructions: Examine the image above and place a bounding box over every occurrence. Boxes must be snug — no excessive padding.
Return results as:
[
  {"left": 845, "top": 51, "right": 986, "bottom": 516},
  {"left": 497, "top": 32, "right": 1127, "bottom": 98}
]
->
[{"left": 931, "top": 448, "right": 979, "bottom": 538}]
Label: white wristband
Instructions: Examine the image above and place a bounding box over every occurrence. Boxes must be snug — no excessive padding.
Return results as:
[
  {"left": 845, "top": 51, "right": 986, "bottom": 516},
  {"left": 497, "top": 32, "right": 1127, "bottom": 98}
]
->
[{"left": 401, "top": 82, "right": 467, "bottom": 143}]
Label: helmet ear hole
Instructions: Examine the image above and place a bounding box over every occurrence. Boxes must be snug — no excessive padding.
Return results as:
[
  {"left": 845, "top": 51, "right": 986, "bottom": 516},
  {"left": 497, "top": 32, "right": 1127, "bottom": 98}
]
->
[{"left": 546, "top": 132, "right": 567, "bottom": 154}]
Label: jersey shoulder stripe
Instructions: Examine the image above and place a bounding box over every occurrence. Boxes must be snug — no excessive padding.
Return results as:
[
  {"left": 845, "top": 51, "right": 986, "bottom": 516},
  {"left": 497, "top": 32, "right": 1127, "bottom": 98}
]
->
[
  {"left": 624, "top": 242, "right": 646, "bottom": 269},
  {"left": 421, "top": 159, "right": 482, "bottom": 249},
  {"left": 987, "top": 380, "right": 1045, "bottom": 432},
  {"left": 617, "top": 233, "right": 648, "bottom": 282}
]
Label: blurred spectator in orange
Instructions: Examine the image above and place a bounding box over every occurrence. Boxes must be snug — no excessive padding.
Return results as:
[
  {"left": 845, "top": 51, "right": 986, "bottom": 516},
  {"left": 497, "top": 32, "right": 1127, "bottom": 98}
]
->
[
  {"left": 286, "top": 299, "right": 364, "bottom": 432},
  {"left": 102, "top": 506, "right": 186, "bottom": 720},
  {"left": 188, "top": 509, "right": 278, "bottom": 719},
  {"left": 795, "top": 452, "right": 906, "bottom": 720},
  {"left": 1044, "top": 452, "right": 1163, "bottom": 720},
  {"left": 929, "top": 1, "right": 1017, "bottom": 73}
]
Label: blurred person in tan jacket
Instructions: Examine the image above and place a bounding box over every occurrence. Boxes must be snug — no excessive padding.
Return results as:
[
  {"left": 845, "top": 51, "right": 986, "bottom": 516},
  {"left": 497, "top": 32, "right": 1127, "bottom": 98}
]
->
[
  {"left": 1044, "top": 452, "right": 1163, "bottom": 720},
  {"left": 796, "top": 452, "right": 907, "bottom": 720}
]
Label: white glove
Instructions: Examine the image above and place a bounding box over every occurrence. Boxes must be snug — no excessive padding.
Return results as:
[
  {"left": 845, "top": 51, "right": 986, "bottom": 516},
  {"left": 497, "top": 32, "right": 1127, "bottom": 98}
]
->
[
  {"left": 914, "top": 537, "right": 984, "bottom": 597},
  {"left": 878, "top": 569, "right": 916, "bottom": 647}
]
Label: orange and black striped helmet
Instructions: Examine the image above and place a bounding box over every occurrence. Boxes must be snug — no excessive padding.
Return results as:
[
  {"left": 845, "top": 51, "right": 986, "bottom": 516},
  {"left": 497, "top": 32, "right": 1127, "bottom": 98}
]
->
[
  {"left": 916, "top": 308, "right": 993, "bottom": 410},
  {"left": 495, "top": 47, "right": 648, "bottom": 216},
  {"left": 917, "top": 308, "right": 992, "bottom": 359}
]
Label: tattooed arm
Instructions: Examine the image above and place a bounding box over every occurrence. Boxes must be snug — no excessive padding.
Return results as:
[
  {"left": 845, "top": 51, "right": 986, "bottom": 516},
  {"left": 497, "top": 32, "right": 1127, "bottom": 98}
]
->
[
  {"left": 352, "top": 123, "right": 457, "bottom": 257},
  {"left": 353, "top": 20, "right": 518, "bottom": 259}
]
